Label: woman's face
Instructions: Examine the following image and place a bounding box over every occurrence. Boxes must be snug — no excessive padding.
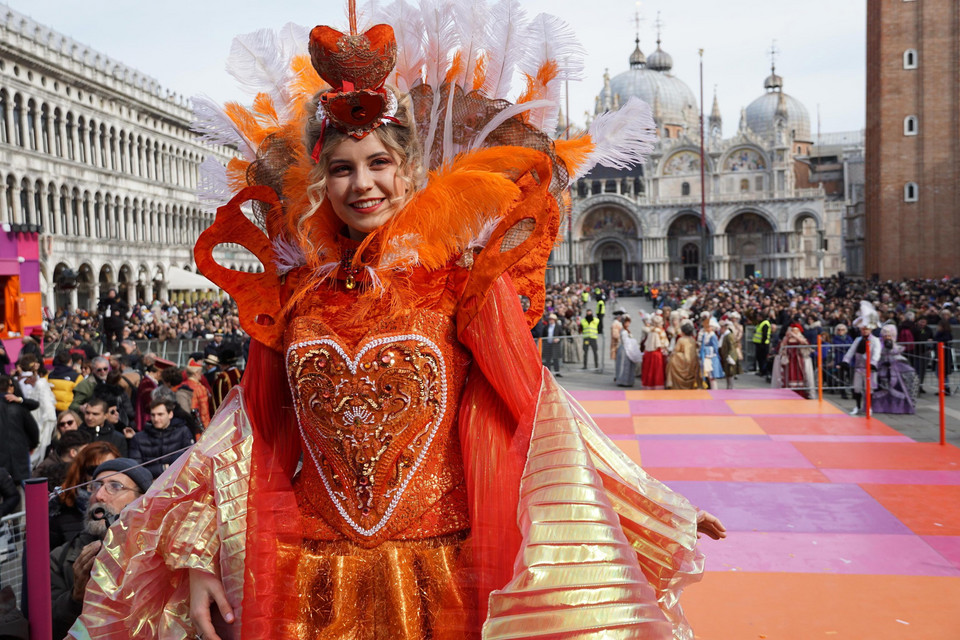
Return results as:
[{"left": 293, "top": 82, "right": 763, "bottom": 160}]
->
[{"left": 326, "top": 133, "right": 408, "bottom": 241}]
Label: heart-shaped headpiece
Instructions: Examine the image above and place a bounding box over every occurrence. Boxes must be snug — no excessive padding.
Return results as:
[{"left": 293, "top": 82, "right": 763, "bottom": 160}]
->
[{"left": 309, "top": 23, "right": 399, "bottom": 149}]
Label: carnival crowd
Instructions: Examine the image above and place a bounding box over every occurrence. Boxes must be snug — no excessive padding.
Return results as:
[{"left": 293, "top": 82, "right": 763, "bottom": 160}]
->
[{"left": 534, "top": 276, "right": 960, "bottom": 415}]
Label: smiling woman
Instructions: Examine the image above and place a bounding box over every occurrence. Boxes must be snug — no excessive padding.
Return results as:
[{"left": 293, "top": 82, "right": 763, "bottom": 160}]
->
[{"left": 69, "top": 2, "right": 723, "bottom": 639}]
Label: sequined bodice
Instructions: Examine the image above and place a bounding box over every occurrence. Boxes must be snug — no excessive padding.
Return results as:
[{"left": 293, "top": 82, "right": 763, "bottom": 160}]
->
[{"left": 285, "top": 310, "right": 471, "bottom": 547}]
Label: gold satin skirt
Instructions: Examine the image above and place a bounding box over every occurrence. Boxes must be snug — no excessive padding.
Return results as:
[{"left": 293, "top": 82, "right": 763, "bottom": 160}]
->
[{"left": 281, "top": 531, "right": 479, "bottom": 640}]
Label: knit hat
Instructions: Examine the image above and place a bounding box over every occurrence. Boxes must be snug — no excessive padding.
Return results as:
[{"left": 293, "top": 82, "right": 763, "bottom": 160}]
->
[{"left": 94, "top": 458, "right": 153, "bottom": 494}]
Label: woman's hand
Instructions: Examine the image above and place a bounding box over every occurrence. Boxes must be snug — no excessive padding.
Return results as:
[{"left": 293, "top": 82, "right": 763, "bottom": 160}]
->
[
  {"left": 188, "top": 568, "right": 235, "bottom": 640},
  {"left": 696, "top": 509, "right": 727, "bottom": 540}
]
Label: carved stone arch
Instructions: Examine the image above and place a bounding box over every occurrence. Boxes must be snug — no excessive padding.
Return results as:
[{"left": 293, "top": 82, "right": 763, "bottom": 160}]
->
[
  {"left": 660, "top": 148, "right": 709, "bottom": 177},
  {"left": 577, "top": 204, "right": 640, "bottom": 240},
  {"left": 790, "top": 209, "right": 822, "bottom": 232}
]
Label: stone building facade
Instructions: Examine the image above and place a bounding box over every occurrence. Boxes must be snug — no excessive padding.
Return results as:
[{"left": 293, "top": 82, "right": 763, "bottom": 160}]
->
[
  {"left": 865, "top": 0, "right": 960, "bottom": 279},
  {"left": 0, "top": 6, "right": 256, "bottom": 312},
  {"left": 551, "top": 35, "right": 859, "bottom": 284}
]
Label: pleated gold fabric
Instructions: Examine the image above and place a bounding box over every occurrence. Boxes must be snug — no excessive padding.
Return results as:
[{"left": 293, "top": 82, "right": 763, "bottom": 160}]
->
[
  {"left": 483, "top": 373, "right": 703, "bottom": 640},
  {"left": 70, "top": 390, "right": 253, "bottom": 639}
]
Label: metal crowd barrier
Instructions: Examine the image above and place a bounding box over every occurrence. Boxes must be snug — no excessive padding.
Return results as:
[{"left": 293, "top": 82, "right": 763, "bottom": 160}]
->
[
  {"left": 0, "top": 510, "right": 25, "bottom": 599},
  {"left": 534, "top": 333, "right": 607, "bottom": 375}
]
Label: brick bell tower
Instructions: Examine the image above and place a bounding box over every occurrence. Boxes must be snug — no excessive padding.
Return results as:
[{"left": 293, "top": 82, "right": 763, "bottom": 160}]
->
[{"left": 865, "top": 0, "right": 960, "bottom": 279}]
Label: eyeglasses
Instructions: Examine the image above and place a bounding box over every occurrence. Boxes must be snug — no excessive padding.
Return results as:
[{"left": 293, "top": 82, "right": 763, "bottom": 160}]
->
[
  {"left": 57, "top": 420, "right": 77, "bottom": 427},
  {"left": 94, "top": 367, "right": 109, "bottom": 372},
  {"left": 90, "top": 479, "right": 139, "bottom": 496}
]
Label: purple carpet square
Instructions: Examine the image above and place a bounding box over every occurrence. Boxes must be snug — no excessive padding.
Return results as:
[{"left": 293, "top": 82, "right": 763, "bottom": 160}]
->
[
  {"left": 821, "top": 469, "right": 960, "bottom": 485},
  {"left": 635, "top": 434, "right": 771, "bottom": 441},
  {"left": 697, "top": 532, "right": 960, "bottom": 576},
  {"left": 922, "top": 536, "right": 960, "bottom": 570},
  {"left": 664, "top": 481, "right": 912, "bottom": 534},
  {"left": 769, "top": 434, "right": 915, "bottom": 443},
  {"left": 637, "top": 439, "right": 813, "bottom": 468},
  {"left": 629, "top": 399, "right": 734, "bottom": 415}
]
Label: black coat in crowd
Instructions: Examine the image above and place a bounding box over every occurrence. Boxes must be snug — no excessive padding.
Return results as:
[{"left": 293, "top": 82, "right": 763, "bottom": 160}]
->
[
  {"left": 79, "top": 422, "right": 128, "bottom": 457},
  {"left": 0, "top": 399, "right": 39, "bottom": 483},
  {"left": 128, "top": 418, "right": 194, "bottom": 478}
]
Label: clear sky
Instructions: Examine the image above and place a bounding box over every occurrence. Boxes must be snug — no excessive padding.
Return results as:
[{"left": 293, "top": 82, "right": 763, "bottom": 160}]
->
[{"left": 4, "top": 0, "right": 866, "bottom": 135}]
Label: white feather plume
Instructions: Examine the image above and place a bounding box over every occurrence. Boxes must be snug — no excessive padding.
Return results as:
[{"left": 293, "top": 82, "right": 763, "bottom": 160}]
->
[
  {"left": 481, "top": 0, "right": 531, "bottom": 100},
  {"left": 574, "top": 97, "right": 658, "bottom": 180},
  {"left": 276, "top": 22, "right": 309, "bottom": 61},
  {"left": 518, "top": 13, "right": 585, "bottom": 83},
  {"left": 271, "top": 235, "right": 307, "bottom": 275},
  {"left": 466, "top": 217, "right": 502, "bottom": 251},
  {"left": 373, "top": 0, "right": 426, "bottom": 93},
  {"left": 191, "top": 96, "right": 256, "bottom": 160},
  {"left": 419, "top": 0, "right": 458, "bottom": 159},
  {"left": 226, "top": 29, "right": 294, "bottom": 119},
  {"left": 197, "top": 156, "right": 230, "bottom": 213},
  {"left": 380, "top": 233, "right": 421, "bottom": 270},
  {"left": 453, "top": 0, "right": 489, "bottom": 89}
]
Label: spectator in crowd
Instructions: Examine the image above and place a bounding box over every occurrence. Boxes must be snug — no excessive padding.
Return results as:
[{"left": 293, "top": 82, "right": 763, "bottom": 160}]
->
[
  {"left": 48, "top": 351, "right": 82, "bottom": 413},
  {"left": 202, "top": 354, "right": 221, "bottom": 389},
  {"left": 51, "top": 457, "right": 151, "bottom": 639},
  {"left": 534, "top": 314, "right": 564, "bottom": 378},
  {"left": 33, "top": 430, "right": 92, "bottom": 491},
  {"left": 48, "top": 441, "right": 121, "bottom": 550},
  {"left": 16, "top": 353, "right": 58, "bottom": 467},
  {"left": 92, "top": 370, "right": 136, "bottom": 430},
  {"left": 128, "top": 400, "right": 195, "bottom": 479},
  {"left": 96, "top": 287, "right": 129, "bottom": 353},
  {"left": 0, "top": 375, "right": 39, "bottom": 485},
  {"left": 827, "top": 324, "right": 854, "bottom": 398},
  {"left": 136, "top": 362, "right": 162, "bottom": 431},
  {"left": 79, "top": 397, "right": 128, "bottom": 457},
  {"left": 69, "top": 357, "right": 111, "bottom": 415},
  {"left": 934, "top": 318, "right": 954, "bottom": 396},
  {"left": 157, "top": 367, "right": 202, "bottom": 437},
  {"left": 212, "top": 350, "right": 243, "bottom": 408},
  {"left": 911, "top": 317, "right": 934, "bottom": 394},
  {"left": 0, "top": 467, "right": 19, "bottom": 517},
  {"left": 182, "top": 359, "right": 213, "bottom": 430}
]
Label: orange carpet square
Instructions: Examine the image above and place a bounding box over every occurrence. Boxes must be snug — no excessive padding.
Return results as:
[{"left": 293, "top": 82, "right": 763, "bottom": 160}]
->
[
  {"left": 726, "top": 399, "right": 845, "bottom": 415},
  {"left": 577, "top": 400, "right": 630, "bottom": 415},
  {"left": 624, "top": 390, "right": 714, "bottom": 400},
  {"left": 756, "top": 416, "right": 901, "bottom": 436},
  {"left": 859, "top": 484, "right": 960, "bottom": 536},
  {"left": 794, "top": 442, "right": 960, "bottom": 471},
  {"left": 632, "top": 415, "right": 765, "bottom": 435},
  {"left": 647, "top": 467, "right": 830, "bottom": 483}
]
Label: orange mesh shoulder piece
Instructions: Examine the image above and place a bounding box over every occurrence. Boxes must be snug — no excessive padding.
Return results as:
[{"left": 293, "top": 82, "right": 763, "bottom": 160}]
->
[
  {"left": 455, "top": 148, "right": 560, "bottom": 335},
  {"left": 194, "top": 185, "right": 290, "bottom": 352}
]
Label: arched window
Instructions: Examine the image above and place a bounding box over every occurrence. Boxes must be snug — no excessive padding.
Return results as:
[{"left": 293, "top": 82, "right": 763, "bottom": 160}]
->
[
  {"left": 59, "top": 187, "right": 69, "bottom": 234},
  {"left": 903, "top": 49, "right": 918, "bottom": 69},
  {"left": 71, "top": 188, "right": 80, "bottom": 235},
  {"left": 40, "top": 104, "right": 50, "bottom": 153},
  {"left": 77, "top": 116, "right": 87, "bottom": 162},
  {"left": 903, "top": 115, "right": 918, "bottom": 136},
  {"left": 26, "top": 99, "right": 37, "bottom": 150},
  {"left": 66, "top": 113, "right": 75, "bottom": 160},
  {"left": 20, "top": 178, "right": 31, "bottom": 225},
  {"left": 99, "top": 124, "right": 107, "bottom": 167},
  {"left": 904, "top": 182, "right": 918, "bottom": 202},
  {"left": 33, "top": 180, "right": 44, "bottom": 227},
  {"left": 53, "top": 108, "right": 62, "bottom": 156},
  {"left": 82, "top": 192, "right": 91, "bottom": 236},
  {"left": 681, "top": 182, "right": 690, "bottom": 196},
  {"left": 47, "top": 182, "right": 57, "bottom": 233},
  {"left": 740, "top": 178, "right": 750, "bottom": 192},
  {"left": 109, "top": 128, "right": 117, "bottom": 170},
  {"left": 0, "top": 90, "right": 8, "bottom": 144},
  {"left": 12, "top": 94, "right": 23, "bottom": 146}
]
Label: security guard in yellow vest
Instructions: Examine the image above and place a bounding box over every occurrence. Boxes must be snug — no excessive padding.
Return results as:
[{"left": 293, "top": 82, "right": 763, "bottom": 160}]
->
[
  {"left": 580, "top": 310, "right": 600, "bottom": 369},
  {"left": 596, "top": 298, "right": 606, "bottom": 333},
  {"left": 752, "top": 316, "right": 772, "bottom": 377}
]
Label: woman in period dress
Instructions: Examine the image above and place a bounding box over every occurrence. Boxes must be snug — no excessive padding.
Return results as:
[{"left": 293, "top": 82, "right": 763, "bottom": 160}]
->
[
  {"left": 699, "top": 318, "right": 724, "bottom": 390},
  {"left": 615, "top": 316, "right": 642, "bottom": 387},
  {"left": 872, "top": 323, "right": 919, "bottom": 414},
  {"left": 70, "top": 5, "right": 724, "bottom": 640},
  {"left": 666, "top": 322, "right": 701, "bottom": 390},
  {"left": 843, "top": 303, "right": 883, "bottom": 415},
  {"left": 641, "top": 314, "right": 668, "bottom": 389},
  {"left": 771, "top": 323, "right": 815, "bottom": 398}
]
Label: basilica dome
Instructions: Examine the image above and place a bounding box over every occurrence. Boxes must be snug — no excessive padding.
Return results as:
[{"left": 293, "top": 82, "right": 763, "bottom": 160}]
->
[
  {"left": 598, "top": 39, "right": 699, "bottom": 132},
  {"left": 744, "top": 69, "right": 811, "bottom": 142}
]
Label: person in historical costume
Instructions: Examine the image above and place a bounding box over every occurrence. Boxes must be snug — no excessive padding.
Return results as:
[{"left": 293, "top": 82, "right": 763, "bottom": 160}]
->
[
  {"left": 872, "top": 323, "right": 919, "bottom": 414},
  {"left": 771, "top": 323, "right": 815, "bottom": 398},
  {"left": 843, "top": 302, "right": 883, "bottom": 415},
  {"left": 609, "top": 310, "right": 624, "bottom": 362},
  {"left": 641, "top": 314, "right": 668, "bottom": 389},
  {"left": 719, "top": 319, "right": 741, "bottom": 390},
  {"left": 666, "top": 322, "right": 701, "bottom": 390},
  {"left": 69, "top": 4, "right": 724, "bottom": 639},
  {"left": 699, "top": 318, "right": 724, "bottom": 390},
  {"left": 614, "top": 316, "right": 642, "bottom": 387}
]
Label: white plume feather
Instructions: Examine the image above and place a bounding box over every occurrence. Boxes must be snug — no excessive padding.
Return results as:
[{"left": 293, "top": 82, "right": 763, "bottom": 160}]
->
[
  {"left": 419, "top": 0, "right": 458, "bottom": 159},
  {"left": 226, "top": 29, "right": 294, "bottom": 119},
  {"left": 481, "top": 0, "right": 531, "bottom": 100},
  {"left": 453, "top": 0, "right": 489, "bottom": 89},
  {"left": 466, "top": 217, "right": 502, "bottom": 251},
  {"left": 574, "top": 97, "right": 658, "bottom": 180},
  {"left": 191, "top": 96, "right": 256, "bottom": 160},
  {"left": 518, "top": 14, "right": 585, "bottom": 83},
  {"left": 380, "top": 233, "right": 421, "bottom": 270},
  {"left": 276, "top": 23, "right": 309, "bottom": 61},
  {"left": 373, "top": 0, "right": 425, "bottom": 93},
  {"left": 272, "top": 235, "right": 307, "bottom": 275},
  {"left": 197, "top": 156, "right": 230, "bottom": 213}
]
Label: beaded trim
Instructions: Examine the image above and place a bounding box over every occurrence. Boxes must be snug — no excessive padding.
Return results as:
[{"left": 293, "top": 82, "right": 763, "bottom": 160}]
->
[{"left": 285, "top": 333, "right": 448, "bottom": 537}]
